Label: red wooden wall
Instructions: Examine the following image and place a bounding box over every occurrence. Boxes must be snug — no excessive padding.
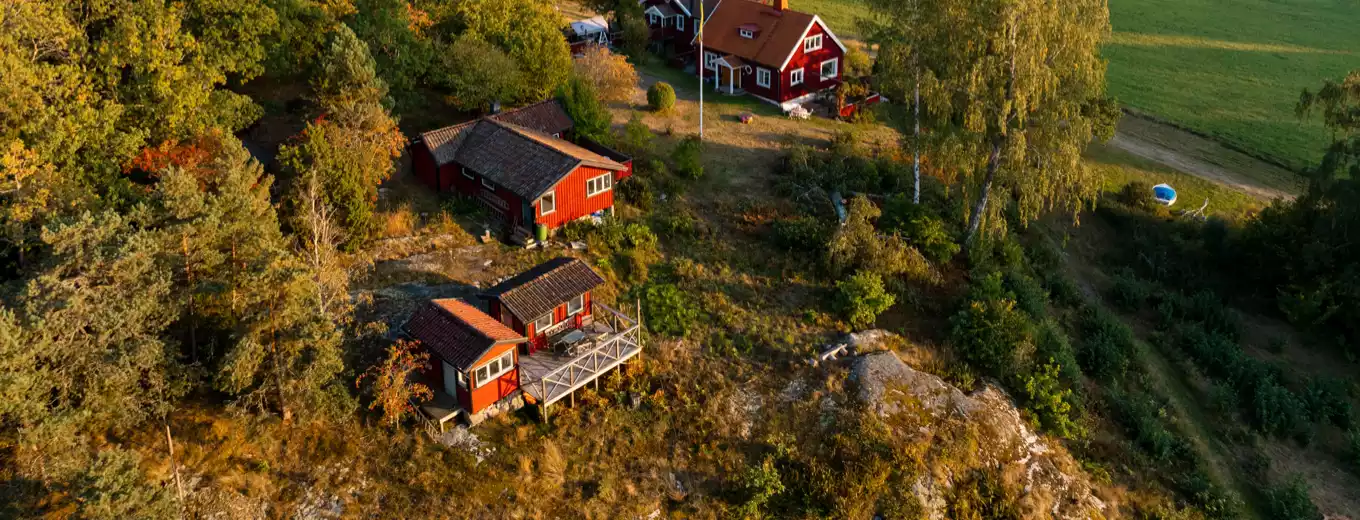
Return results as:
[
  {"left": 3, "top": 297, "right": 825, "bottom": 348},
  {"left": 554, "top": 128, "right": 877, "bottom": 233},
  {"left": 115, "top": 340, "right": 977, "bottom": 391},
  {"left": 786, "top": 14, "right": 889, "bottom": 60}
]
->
[
  {"left": 459, "top": 342, "right": 520, "bottom": 415},
  {"left": 778, "top": 21, "right": 843, "bottom": 102},
  {"left": 534, "top": 165, "right": 616, "bottom": 229}
]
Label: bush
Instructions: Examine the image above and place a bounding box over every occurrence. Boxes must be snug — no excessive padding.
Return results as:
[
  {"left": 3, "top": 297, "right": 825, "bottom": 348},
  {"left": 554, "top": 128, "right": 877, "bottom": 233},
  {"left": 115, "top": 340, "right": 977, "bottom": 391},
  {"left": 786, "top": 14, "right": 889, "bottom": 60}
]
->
[
  {"left": 951, "top": 296, "right": 1035, "bottom": 379},
  {"left": 1035, "top": 319, "right": 1083, "bottom": 388},
  {"left": 559, "top": 75, "right": 613, "bottom": 144},
  {"left": 1076, "top": 307, "right": 1134, "bottom": 381},
  {"left": 618, "top": 113, "right": 654, "bottom": 159},
  {"left": 772, "top": 216, "right": 831, "bottom": 252},
  {"left": 1264, "top": 477, "right": 1320, "bottom": 520},
  {"left": 1109, "top": 268, "right": 1152, "bottom": 310},
  {"left": 1003, "top": 269, "right": 1048, "bottom": 319},
  {"left": 880, "top": 194, "right": 961, "bottom": 263},
  {"left": 1025, "top": 360, "right": 1081, "bottom": 439},
  {"left": 1301, "top": 377, "right": 1353, "bottom": 428},
  {"left": 1108, "top": 387, "right": 1179, "bottom": 461},
  {"left": 1117, "top": 181, "right": 1161, "bottom": 213},
  {"left": 837, "top": 271, "right": 896, "bottom": 330},
  {"left": 671, "top": 135, "right": 703, "bottom": 179},
  {"left": 647, "top": 82, "right": 676, "bottom": 112},
  {"left": 642, "top": 283, "right": 700, "bottom": 338}
]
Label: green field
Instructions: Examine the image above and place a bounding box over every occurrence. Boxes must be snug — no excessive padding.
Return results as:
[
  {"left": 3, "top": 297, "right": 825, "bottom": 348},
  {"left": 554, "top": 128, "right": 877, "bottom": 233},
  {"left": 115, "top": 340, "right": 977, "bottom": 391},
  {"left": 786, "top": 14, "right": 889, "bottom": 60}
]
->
[
  {"left": 1106, "top": 0, "right": 1359, "bottom": 172},
  {"left": 793, "top": 0, "right": 1358, "bottom": 173}
]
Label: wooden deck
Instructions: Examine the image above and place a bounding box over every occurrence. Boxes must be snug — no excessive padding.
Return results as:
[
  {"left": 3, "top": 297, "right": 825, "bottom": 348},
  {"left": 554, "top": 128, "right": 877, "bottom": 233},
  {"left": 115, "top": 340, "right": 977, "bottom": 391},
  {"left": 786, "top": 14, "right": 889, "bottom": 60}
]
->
[{"left": 519, "top": 303, "right": 642, "bottom": 407}]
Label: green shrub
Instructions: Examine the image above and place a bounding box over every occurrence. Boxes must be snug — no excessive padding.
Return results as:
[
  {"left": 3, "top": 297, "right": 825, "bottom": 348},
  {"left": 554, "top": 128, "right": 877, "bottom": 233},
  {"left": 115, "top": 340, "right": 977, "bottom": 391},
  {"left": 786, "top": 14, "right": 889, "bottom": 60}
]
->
[
  {"left": 617, "top": 174, "right": 654, "bottom": 211},
  {"left": 1301, "top": 377, "right": 1353, "bottom": 428},
  {"left": 1025, "top": 360, "right": 1081, "bottom": 439},
  {"left": 1347, "top": 429, "right": 1360, "bottom": 473},
  {"left": 1044, "top": 273, "right": 1084, "bottom": 308},
  {"left": 1117, "top": 180, "right": 1161, "bottom": 213},
  {"left": 1035, "top": 319, "right": 1083, "bottom": 388},
  {"left": 951, "top": 295, "right": 1035, "bottom": 379},
  {"left": 737, "top": 457, "right": 785, "bottom": 518},
  {"left": 837, "top": 271, "right": 896, "bottom": 330},
  {"left": 1108, "top": 387, "right": 1178, "bottom": 461},
  {"left": 772, "top": 216, "right": 831, "bottom": 252},
  {"left": 1077, "top": 307, "right": 1134, "bottom": 381},
  {"left": 671, "top": 135, "right": 703, "bottom": 179},
  {"left": 1003, "top": 269, "right": 1048, "bottom": 319},
  {"left": 618, "top": 248, "right": 650, "bottom": 285},
  {"left": 647, "top": 81, "right": 676, "bottom": 112},
  {"left": 1109, "top": 268, "right": 1152, "bottom": 311},
  {"left": 1264, "top": 476, "right": 1320, "bottom": 520},
  {"left": 653, "top": 208, "right": 698, "bottom": 239},
  {"left": 642, "top": 283, "right": 700, "bottom": 338},
  {"left": 880, "top": 194, "right": 961, "bottom": 263},
  {"left": 618, "top": 113, "right": 654, "bottom": 158},
  {"left": 1251, "top": 381, "right": 1307, "bottom": 439}
]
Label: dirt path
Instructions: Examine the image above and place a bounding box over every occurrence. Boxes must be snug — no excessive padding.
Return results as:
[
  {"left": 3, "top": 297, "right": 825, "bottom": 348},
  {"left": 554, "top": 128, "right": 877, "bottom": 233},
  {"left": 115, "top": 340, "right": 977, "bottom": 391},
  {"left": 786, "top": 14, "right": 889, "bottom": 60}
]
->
[{"left": 1110, "top": 115, "right": 1304, "bottom": 201}]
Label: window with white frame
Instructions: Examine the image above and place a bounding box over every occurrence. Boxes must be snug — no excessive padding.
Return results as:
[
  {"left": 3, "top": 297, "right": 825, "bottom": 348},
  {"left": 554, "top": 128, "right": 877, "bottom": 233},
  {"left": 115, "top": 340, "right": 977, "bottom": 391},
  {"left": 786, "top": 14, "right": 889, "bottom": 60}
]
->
[
  {"left": 481, "top": 178, "right": 495, "bottom": 190},
  {"left": 585, "top": 173, "right": 612, "bottom": 196},
  {"left": 803, "top": 34, "right": 823, "bottom": 53},
  {"left": 694, "top": 17, "right": 700, "bottom": 32},
  {"left": 739, "top": 28, "right": 754, "bottom": 39},
  {"left": 790, "top": 68, "right": 804, "bottom": 86},
  {"left": 647, "top": 13, "right": 659, "bottom": 26},
  {"left": 756, "top": 67, "right": 771, "bottom": 88},
  {"left": 820, "top": 58, "right": 838, "bottom": 80},
  {"left": 462, "top": 170, "right": 474, "bottom": 180},
  {"left": 704, "top": 51, "right": 719, "bottom": 71},
  {"left": 474, "top": 350, "right": 515, "bottom": 387},
  {"left": 532, "top": 312, "right": 552, "bottom": 333},
  {"left": 673, "top": 15, "right": 684, "bottom": 28},
  {"left": 540, "top": 191, "right": 555, "bottom": 215},
  {"left": 567, "top": 294, "right": 584, "bottom": 315}
]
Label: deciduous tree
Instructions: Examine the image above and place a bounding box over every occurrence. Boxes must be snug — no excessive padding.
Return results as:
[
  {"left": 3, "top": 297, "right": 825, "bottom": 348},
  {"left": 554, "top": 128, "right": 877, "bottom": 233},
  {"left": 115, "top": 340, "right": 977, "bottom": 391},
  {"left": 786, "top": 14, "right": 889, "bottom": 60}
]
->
[
  {"left": 868, "top": 0, "right": 1116, "bottom": 242},
  {"left": 559, "top": 75, "right": 614, "bottom": 144},
  {"left": 356, "top": 340, "right": 433, "bottom": 428},
  {"left": 438, "top": 34, "right": 524, "bottom": 112},
  {"left": 574, "top": 46, "right": 639, "bottom": 103},
  {"left": 451, "top": 0, "right": 572, "bottom": 101}
]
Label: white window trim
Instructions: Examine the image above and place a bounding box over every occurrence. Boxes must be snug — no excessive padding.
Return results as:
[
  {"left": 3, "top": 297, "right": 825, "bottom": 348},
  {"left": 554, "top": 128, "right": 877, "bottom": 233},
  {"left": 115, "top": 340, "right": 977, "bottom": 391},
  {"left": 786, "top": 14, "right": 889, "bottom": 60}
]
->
[
  {"left": 820, "top": 58, "right": 838, "bottom": 80},
  {"left": 540, "top": 191, "right": 556, "bottom": 215},
  {"left": 804, "top": 34, "right": 823, "bottom": 53},
  {"left": 739, "top": 29, "right": 754, "bottom": 39},
  {"left": 647, "top": 13, "right": 659, "bottom": 26},
  {"left": 673, "top": 15, "right": 684, "bottom": 28},
  {"left": 694, "top": 18, "right": 700, "bottom": 32},
  {"left": 481, "top": 178, "right": 495, "bottom": 190},
  {"left": 790, "top": 68, "right": 804, "bottom": 86},
  {"left": 462, "top": 171, "right": 474, "bottom": 180},
  {"left": 533, "top": 312, "right": 553, "bottom": 333},
  {"left": 756, "top": 67, "right": 771, "bottom": 88},
  {"left": 567, "top": 294, "right": 585, "bottom": 316},
  {"left": 586, "top": 173, "right": 612, "bottom": 197},
  {"left": 704, "top": 51, "right": 719, "bottom": 71},
  {"left": 475, "top": 351, "right": 515, "bottom": 387}
]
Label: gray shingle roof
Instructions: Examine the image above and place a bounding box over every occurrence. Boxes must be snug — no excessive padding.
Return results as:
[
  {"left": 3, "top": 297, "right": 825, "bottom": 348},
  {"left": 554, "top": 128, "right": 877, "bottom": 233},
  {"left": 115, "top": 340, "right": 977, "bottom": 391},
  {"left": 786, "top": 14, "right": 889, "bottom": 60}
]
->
[
  {"left": 480, "top": 257, "right": 606, "bottom": 322},
  {"left": 418, "top": 103, "right": 627, "bottom": 200},
  {"left": 421, "top": 100, "right": 575, "bottom": 167}
]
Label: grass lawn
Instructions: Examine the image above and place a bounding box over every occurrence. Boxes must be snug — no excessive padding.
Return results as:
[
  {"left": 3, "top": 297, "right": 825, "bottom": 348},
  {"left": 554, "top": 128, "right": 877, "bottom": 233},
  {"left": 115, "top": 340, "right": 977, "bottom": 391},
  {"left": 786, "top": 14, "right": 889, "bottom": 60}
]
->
[
  {"left": 1086, "top": 141, "right": 1266, "bottom": 222},
  {"left": 1104, "top": 0, "right": 1357, "bottom": 172}
]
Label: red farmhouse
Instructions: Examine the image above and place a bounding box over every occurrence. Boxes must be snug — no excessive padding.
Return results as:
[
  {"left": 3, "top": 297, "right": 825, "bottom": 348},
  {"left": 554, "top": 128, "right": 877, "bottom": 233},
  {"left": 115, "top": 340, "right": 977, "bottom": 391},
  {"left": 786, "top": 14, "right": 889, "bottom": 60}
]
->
[
  {"left": 410, "top": 101, "right": 633, "bottom": 239},
  {"left": 694, "top": 0, "right": 847, "bottom": 110},
  {"left": 403, "top": 258, "right": 643, "bottom": 427},
  {"left": 639, "top": 0, "right": 714, "bottom": 59}
]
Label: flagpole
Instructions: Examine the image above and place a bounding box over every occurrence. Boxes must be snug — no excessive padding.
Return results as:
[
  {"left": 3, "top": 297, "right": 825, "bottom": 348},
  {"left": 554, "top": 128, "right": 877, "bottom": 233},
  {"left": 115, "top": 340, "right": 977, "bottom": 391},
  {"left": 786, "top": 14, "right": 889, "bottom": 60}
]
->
[{"left": 698, "top": 0, "right": 705, "bottom": 139}]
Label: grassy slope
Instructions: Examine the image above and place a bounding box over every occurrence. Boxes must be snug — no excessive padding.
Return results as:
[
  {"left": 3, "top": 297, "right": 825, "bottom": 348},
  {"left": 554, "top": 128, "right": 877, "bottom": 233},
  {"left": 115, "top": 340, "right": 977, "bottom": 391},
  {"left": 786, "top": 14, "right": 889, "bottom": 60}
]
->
[{"left": 1104, "top": 0, "right": 1358, "bottom": 171}]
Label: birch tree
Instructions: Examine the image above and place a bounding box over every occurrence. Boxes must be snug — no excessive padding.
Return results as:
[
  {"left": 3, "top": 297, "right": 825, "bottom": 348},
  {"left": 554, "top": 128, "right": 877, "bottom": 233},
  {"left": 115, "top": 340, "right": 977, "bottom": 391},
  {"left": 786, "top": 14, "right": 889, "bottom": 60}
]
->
[{"left": 869, "top": 0, "right": 1118, "bottom": 242}]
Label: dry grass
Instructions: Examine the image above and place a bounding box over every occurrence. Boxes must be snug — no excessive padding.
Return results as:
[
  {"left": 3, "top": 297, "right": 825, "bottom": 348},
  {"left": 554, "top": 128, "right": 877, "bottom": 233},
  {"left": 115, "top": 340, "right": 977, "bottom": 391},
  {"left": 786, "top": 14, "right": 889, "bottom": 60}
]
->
[{"left": 381, "top": 203, "right": 418, "bottom": 238}]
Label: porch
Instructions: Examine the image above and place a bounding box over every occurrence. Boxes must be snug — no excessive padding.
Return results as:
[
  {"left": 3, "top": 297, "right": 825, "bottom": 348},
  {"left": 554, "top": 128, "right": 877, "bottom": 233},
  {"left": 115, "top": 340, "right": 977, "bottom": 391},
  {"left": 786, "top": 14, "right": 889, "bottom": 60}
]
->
[{"left": 518, "top": 302, "right": 643, "bottom": 410}]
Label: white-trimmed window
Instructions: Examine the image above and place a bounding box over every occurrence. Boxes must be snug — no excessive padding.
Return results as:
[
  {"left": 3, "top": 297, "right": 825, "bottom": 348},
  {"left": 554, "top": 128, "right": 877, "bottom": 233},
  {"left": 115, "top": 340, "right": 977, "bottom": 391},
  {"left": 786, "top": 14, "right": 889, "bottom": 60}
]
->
[
  {"left": 756, "top": 67, "right": 771, "bottom": 88},
  {"left": 474, "top": 350, "right": 515, "bottom": 387},
  {"left": 694, "top": 18, "right": 700, "bottom": 32},
  {"left": 647, "top": 11, "right": 660, "bottom": 26},
  {"left": 820, "top": 58, "right": 839, "bottom": 80},
  {"left": 704, "top": 51, "right": 719, "bottom": 71},
  {"left": 804, "top": 34, "right": 823, "bottom": 53},
  {"left": 739, "top": 28, "right": 754, "bottom": 39},
  {"left": 462, "top": 171, "right": 474, "bottom": 180},
  {"left": 586, "top": 173, "right": 612, "bottom": 196},
  {"left": 673, "top": 15, "right": 684, "bottom": 28},
  {"left": 532, "top": 312, "right": 553, "bottom": 333},
  {"left": 567, "top": 294, "right": 585, "bottom": 316},
  {"left": 790, "top": 68, "right": 804, "bottom": 86},
  {"left": 540, "top": 191, "right": 555, "bottom": 215},
  {"left": 481, "top": 178, "right": 495, "bottom": 190}
]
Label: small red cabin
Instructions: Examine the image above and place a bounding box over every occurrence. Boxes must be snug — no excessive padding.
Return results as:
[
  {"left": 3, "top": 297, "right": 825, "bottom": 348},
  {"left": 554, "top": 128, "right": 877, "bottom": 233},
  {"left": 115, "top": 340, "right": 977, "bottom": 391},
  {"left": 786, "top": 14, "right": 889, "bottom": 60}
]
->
[
  {"left": 403, "top": 258, "right": 641, "bottom": 427},
  {"left": 410, "top": 101, "right": 634, "bottom": 238}
]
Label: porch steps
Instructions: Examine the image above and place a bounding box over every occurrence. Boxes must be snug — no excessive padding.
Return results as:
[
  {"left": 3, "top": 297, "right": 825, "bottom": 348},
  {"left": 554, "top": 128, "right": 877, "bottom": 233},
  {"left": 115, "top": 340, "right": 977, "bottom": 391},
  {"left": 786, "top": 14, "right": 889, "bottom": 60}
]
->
[{"left": 508, "top": 226, "right": 538, "bottom": 248}]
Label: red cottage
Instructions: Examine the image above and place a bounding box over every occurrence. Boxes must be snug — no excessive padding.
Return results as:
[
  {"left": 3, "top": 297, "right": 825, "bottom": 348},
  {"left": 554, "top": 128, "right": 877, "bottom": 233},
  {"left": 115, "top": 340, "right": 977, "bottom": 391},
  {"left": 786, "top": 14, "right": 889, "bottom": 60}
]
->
[
  {"left": 693, "top": 0, "right": 847, "bottom": 110},
  {"left": 404, "top": 258, "right": 643, "bottom": 427},
  {"left": 410, "top": 101, "right": 634, "bottom": 240},
  {"left": 639, "top": 0, "right": 715, "bottom": 61}
]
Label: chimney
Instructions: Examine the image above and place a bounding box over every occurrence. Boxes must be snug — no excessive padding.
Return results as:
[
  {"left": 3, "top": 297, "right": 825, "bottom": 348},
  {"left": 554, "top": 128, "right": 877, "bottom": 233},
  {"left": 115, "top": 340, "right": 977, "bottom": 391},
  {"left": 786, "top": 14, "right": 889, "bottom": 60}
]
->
[{"left": 774, "top": 0, "right": 789, "bottom": 10}]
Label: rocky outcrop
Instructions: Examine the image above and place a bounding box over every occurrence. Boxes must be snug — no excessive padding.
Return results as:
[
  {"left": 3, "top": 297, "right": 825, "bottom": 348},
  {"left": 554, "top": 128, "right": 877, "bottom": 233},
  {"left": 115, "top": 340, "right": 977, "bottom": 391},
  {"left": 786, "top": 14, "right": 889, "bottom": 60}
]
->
[{"left": 849, "top": 333, "right": 1107, "bottom": 520}]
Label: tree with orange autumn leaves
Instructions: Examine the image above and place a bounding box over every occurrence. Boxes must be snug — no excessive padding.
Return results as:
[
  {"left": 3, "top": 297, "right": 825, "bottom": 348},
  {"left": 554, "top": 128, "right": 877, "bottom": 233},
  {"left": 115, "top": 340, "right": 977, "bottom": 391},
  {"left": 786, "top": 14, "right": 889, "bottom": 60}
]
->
[{"left": 357, "top": 340, "right": 433, "bottom": 428}]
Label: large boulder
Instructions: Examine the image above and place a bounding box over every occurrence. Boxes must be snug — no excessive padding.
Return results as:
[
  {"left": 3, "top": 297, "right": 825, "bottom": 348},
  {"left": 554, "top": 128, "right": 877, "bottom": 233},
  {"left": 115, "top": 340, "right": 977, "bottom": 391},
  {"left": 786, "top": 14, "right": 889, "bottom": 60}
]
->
[{"left": 850, "top": 340, "right": 1107, "bottom": 520}]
